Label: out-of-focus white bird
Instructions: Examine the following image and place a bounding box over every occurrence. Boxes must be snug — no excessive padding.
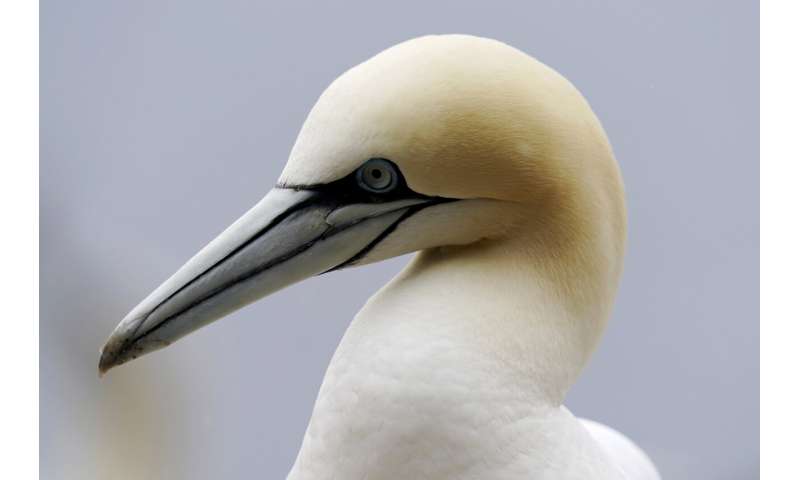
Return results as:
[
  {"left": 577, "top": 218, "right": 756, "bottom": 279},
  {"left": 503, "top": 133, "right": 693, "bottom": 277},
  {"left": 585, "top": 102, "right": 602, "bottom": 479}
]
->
[{"left": 100, "top": 35, "right": 660, "bottom": 479}]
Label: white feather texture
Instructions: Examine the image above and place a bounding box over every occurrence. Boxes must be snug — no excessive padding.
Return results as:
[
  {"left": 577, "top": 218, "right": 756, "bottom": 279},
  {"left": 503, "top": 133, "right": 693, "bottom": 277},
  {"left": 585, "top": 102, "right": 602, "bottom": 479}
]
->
[
  {"left": 99, "top": 33, "right": 659, "bottom": 479},
  {"left": 281, "top": 35, "right": 659, "bottom": 479}
]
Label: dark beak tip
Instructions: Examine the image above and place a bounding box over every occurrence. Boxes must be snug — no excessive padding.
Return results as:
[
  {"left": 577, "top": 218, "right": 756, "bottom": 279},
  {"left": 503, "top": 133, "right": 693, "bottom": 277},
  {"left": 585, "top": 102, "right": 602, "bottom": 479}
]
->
[
  {"left": 98, "top": 325, "right": 176, "bottom": 378},
  {"left": 98, "top": 343, "right": 120, "bottom": 378},
  {"left": 97, "top": 326, "right": 133, "bottom": 377}
]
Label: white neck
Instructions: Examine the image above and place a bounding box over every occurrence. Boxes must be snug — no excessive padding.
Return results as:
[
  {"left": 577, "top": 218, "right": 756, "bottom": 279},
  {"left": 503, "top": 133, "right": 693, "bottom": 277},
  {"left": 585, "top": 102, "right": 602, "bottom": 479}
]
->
[{"left": 288, "top": 215, "right": 624, "bottom": 479}]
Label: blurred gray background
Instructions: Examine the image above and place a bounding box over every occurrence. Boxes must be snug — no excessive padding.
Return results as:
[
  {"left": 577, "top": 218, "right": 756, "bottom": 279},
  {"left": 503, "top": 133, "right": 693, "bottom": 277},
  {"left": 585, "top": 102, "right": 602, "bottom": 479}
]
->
[{"left": 41, "top": 1, "right": 758, "bottom": 479}]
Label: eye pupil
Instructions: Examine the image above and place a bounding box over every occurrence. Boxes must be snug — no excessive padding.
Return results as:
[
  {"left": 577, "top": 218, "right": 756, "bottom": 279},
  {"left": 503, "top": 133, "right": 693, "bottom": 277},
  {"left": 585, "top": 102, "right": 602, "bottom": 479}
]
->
[{"left": 370, "top": 169, "right": 382, "bottom": 179}]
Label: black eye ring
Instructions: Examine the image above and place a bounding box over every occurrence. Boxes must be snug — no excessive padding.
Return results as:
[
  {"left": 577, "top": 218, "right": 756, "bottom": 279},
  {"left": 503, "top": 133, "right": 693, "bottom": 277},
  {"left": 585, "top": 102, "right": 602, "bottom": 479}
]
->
[{"left": 356, "top": 158, "right": 398, "bottom": 193}]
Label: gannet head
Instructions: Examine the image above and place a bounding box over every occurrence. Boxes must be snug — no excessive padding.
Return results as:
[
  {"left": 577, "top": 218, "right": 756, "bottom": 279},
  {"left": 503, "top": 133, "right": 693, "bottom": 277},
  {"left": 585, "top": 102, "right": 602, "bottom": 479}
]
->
[{"left": 99, "top": 34, "right": 624, "bottom": 374}]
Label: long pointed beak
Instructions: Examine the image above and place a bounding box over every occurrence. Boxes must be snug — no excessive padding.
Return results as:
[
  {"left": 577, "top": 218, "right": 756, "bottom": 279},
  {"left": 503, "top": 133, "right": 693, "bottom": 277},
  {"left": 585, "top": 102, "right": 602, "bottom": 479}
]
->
[{"left": 99, "top": 186, "right": 436, "bottom": 375}]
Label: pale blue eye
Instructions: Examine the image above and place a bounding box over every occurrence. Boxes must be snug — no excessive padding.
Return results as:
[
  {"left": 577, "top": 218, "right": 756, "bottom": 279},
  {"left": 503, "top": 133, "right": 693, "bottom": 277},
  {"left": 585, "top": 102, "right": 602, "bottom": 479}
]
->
[{"left": 357, "top": 158, "right": 398, "bottom": 193}]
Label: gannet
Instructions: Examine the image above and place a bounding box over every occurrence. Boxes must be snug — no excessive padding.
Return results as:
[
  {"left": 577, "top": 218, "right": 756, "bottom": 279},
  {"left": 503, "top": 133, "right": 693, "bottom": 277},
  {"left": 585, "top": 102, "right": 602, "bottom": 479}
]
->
[{"left": 99, "top": 34, "right": 660, "bottom": 479}]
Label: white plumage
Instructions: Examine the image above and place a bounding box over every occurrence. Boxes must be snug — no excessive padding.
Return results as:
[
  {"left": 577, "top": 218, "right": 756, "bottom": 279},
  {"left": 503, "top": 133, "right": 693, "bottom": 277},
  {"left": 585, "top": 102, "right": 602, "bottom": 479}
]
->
[{"left": 101, "top": 34, "right": 660, "bottom": 479}]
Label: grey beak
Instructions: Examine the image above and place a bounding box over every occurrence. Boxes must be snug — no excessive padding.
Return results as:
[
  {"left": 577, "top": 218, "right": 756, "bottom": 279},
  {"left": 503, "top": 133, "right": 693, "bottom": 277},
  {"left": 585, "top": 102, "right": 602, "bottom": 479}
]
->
[{"left": 99, "top": 187, "right": 433, "bottom": 375}]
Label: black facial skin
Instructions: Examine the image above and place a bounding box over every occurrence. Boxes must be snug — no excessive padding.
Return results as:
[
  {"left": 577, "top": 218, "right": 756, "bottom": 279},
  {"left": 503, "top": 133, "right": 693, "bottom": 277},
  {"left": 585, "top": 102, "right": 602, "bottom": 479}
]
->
[
  {"left": 277, "top": 158, "right": 456, "bottom": 270},
  {"left": 278, "top": 158, "right": 429, "bottom": 203}
]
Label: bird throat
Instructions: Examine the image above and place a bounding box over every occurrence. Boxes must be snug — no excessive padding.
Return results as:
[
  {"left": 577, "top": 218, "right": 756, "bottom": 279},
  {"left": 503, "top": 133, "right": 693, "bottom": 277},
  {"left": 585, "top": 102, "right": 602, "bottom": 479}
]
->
[{"left": 288, "top": 233, "right": 616, "bottom": 479}]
